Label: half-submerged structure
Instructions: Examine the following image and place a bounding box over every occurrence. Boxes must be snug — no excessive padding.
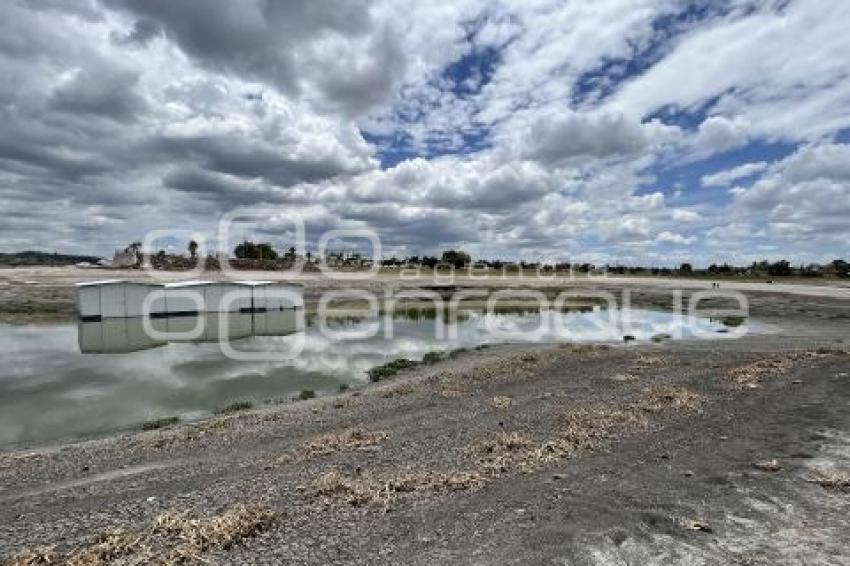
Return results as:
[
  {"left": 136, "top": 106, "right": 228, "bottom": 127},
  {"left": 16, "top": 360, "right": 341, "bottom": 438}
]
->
[{"left": 76, "top": 280, "right": 303, "bottom": 322}]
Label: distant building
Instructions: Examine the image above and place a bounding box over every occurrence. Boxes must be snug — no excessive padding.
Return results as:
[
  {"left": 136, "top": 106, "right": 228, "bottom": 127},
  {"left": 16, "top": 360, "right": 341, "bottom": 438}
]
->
[{"left": 112, "top": 249, "right": 137, "bottom": 268}]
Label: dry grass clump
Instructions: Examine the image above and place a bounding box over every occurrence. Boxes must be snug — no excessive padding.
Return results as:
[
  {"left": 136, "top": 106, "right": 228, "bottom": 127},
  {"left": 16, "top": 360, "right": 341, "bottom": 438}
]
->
[
  {"left": 381, "top": 382, "right": 417, "bottom": 398},
  {"left": 632, "top": 353, "right": 670, "bottom": 370},
  {"left": 311, "top": 470, "right": 374, "bottom": 506},
  {"left": 5, "top": 545, "right": 57, "bottom": 565},
  {"left": 299, "top": 427, "right": 388, "bottom": 458},
  {"left": 564, "top": 344, "right": 610, "bottom": 355},
  {"left": 726, "top": 356, "right": 797, "bottom": 389},
  {"left": 490, "top": 396, "right": 514, "bottom": 409},
  {"left": 0, "top": 451, "right": 42, "bottom": 470},
  {"left": 807, "top": 471, "right": 850, "bottom": 491},
  {"left": 457, "top": 351, "right": 547, "bottom": 383},
  {"left": 468, "top": 384, "right": 705, "bottom": 477},
  {"left": 130, "top": 416, "right": 242, "bottom": 451},
  {"left": 438, "top": 387, "right": 466, "bottom": 398},
  {"left": 151, "top": 504, "right": 276, "bottom": 559},
  {"left": 65, "top": 529, "right": 147, "bottom": 565},
  {"left": 7, "top": 504, "right": 276, "bottom": 565},
  {"left": 481, "top": 431, "right": 535, "bottom": 452},
  {"left": 471, "top": 406, "right": 661, "bottom": 477},
  {"left": 310, "top": 469, "right": 484, "bottom": 507},
  {"left": 330, "top": 396, "right": 360, "bottom": 409},
  {"left": 471, "top": 431, "right": 568, "bottom": 474},
  {"left": 724, "top": 351, "right": 836, "bottom": 389},
  {"left": 558, "top": 407, "right": 649, "bottom": 450},
  {"left": 638, "top": 386, "right": 704, "bottom": 413}
]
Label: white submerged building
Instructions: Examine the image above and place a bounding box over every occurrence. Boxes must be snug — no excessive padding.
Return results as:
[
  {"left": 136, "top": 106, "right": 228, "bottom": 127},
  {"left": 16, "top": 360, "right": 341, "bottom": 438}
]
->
[{"left": 76, "top": 280, "right": 303, "bottom": 321}]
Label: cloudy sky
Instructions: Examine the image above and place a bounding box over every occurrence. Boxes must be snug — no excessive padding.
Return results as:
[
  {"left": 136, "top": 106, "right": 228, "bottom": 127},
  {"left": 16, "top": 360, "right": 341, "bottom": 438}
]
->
[{"left": 1, "top": 0, "right": 849, "bottom": 265}]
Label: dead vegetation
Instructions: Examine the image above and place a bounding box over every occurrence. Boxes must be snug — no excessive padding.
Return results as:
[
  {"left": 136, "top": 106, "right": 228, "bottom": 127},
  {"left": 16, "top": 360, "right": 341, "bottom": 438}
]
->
[
  {"left": 408, "top": 345, "right": 612, "bottom": 396},
  {"left": 381, "top": 382, "right": 416, "bottom": 398},
  {"left": 725, "top": 350, "right": 843, "bottom": 389},
  {"left": 562, "top": 344, "right": 612, "bottom": 355},
  {"left": 276, "top": 427, "right": 388, "bottom": 463},
  {"left": 0, "top": 451, "right": 42, "bottom": 470},
  {"left": 151, "top": 504, "right": 276, "bottom": 560},
  {"left": 5, "top": 546, "right": 57, "bottom": 565},
  {"left": 632, "top": 353, "right": 671, "bottom": 370},
  {"left": 638, "top": 386, "right": 704, "bottom": 413},
  {"left": 471, "top": 431, "right": 566, "bottom": 474},
  {"left": 438, "top": 387, "right": 466, "bottom": 398},
  {"left": 753, "top": 459, "right": 782, "bottom": 472},
  {"left": 309, "top": 469, "right": 484, "bottom": 507},
  {"left": 807, "top": 471, "right": 850, "bottom": 491},
  {"left": 131, "top": 421, "right": 232, "bottom": 451},
  {"left": 6, "top": 503, "right": 276, "bottom": 565},
  {"left": 330, "top": 396, "right": 360, "bottom": 409},
  {"left": 726, "top": 357, "right": 798, "bottom": 389},
  {"left": 298, "top": 427, "right": 388, "bottom": 458},
  {"left": 470, "top": 385, "right": 704, "bottom": 476},
  {"left": 490, "top": 395, "right": 514, "bottom": 409},
  {"left": 471, "top": 407, "right": 653, "bottom": 476},
  {"left": 64, "top": 529, "right": 146, "bottom": 565},
  {"left": 558, "top": 407, "right": 650, "bottom": 449}
]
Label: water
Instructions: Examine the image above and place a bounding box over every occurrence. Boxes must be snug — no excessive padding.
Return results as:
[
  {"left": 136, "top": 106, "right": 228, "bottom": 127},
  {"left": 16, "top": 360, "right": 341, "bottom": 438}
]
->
[{"left": 0, "top": 308, "right": 734, "bottom": 447}]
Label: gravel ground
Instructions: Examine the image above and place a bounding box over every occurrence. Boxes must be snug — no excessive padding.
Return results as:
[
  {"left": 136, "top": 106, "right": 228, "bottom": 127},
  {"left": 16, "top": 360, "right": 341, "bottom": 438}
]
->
[{"left": 1, "top": 277, "right": 849, "bottom": 564}]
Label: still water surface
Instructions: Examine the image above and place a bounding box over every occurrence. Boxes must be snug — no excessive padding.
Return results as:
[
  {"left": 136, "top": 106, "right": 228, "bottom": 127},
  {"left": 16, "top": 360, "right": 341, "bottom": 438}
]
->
[{"left": 0, "top": 308, "right": 733, "bottom": 447}]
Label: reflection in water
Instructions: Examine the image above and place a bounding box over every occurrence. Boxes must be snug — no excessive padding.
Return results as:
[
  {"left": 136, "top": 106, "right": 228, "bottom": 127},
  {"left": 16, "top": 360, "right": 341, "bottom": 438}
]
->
[
  {"left": 0, "top": 308, "right": 733, "bottom": 447},
  {"left": 78, "top": 311, "right": 299, "bottom": 353}
]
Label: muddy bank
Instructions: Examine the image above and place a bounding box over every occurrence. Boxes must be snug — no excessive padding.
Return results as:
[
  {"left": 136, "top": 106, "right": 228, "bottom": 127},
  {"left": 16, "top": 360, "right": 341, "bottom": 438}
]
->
[{"left": 0, "top": 285, "right": 849, "bottom": 564}]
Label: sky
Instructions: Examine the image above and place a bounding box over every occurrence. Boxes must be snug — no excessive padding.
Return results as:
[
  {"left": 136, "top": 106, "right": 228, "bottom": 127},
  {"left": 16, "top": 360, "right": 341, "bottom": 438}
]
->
[{"left": 1, "top": 0, "right": 849, "bottom": 266}]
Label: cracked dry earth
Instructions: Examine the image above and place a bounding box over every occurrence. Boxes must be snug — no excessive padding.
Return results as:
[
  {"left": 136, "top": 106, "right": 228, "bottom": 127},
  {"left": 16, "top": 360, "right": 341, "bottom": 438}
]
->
[{"left": 2, "top": 290, "right": 850, "bottom": 564}]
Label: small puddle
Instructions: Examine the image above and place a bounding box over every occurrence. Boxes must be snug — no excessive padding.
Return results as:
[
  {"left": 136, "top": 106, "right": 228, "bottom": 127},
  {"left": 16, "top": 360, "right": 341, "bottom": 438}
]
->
[{"left": 0, "top": 307, "right": 742, "bottom": 447}]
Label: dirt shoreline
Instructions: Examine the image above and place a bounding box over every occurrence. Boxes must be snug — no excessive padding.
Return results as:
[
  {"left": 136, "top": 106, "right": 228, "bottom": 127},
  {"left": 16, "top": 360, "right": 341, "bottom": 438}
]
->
[
  {"left": 1, "top": 274, "right": 850, "bottom": 564},
  {"left": 1, "top": 265, "right": 849, "bottom": 324}
]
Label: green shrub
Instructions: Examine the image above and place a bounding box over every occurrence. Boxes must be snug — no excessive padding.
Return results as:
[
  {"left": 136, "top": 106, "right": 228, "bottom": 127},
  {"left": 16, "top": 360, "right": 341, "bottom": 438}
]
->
[
  {"left": 421, "top": 351, "right": 444, "bottom": 365},
  {"left": 141, "top": 415, "right": 180, "bottom": 431},
  {"left": 721, "top": 316, "right": 746, "bottom": 327},
  {"left": 297, "top": 389, "right": 316, "bottom": 401},
  {"left": 448, "top": 347, "right": 469, "bottom": 358},
  {"left": 214, "top": 400, "right": 253, "bottom": 414},
  {"left": 367, "top": 358, "right": 419, "bottom": 382}
]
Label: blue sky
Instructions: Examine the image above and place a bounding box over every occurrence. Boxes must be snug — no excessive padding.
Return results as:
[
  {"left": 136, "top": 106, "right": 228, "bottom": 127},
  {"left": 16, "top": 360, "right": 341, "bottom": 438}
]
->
[{"left": 1, "top": 0, "right": 849, "bottom": 265}]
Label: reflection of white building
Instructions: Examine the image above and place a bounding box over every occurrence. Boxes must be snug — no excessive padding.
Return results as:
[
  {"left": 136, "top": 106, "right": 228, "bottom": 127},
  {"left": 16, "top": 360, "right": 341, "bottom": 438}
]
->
[{"left": 78, "top": 310, "right": 299, "bottom": 353}]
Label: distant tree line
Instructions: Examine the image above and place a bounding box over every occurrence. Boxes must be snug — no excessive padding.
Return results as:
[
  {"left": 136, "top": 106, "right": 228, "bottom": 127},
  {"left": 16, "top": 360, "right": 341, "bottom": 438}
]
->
[
  {"left": 233, "top": 241, "right": 278, "bottom": 260},
  {"left": 0, "top": 251, "right": 101, "bottom": 267},
  {"left": 380, "top": 254, "right": 850, "bottom": 278},
  {"left": 115, "top": 239, "right": 850, "bottom": 278}
]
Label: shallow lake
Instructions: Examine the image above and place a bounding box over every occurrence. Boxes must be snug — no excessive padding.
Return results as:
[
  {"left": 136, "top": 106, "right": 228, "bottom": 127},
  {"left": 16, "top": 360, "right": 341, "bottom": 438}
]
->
[{"left": 0, "top": 308, "right": 737, "bottom": 447}]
